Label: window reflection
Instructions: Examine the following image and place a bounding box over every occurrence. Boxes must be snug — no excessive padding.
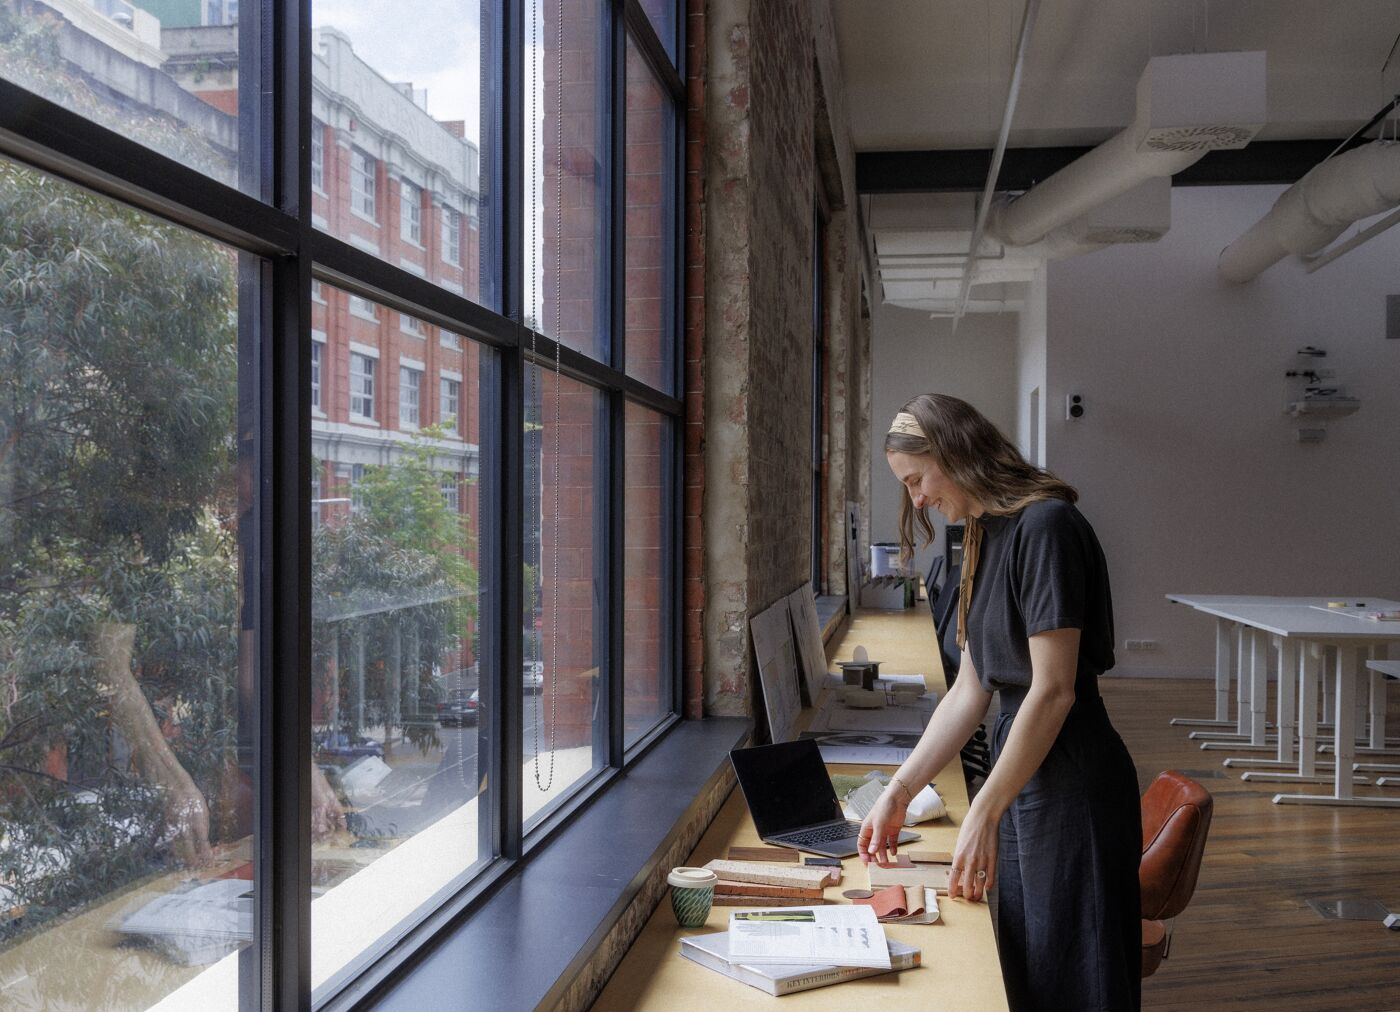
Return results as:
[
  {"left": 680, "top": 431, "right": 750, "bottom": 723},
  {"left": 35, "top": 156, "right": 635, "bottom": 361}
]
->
[
  {"left": 311, "top": 288, "right": 485, "bottom": 996},
  {"left": 523, "top": 369, "right": 604, "bottom": 823},
  {"left": 624, "top": 405, "right": 670, "bottom": 744},
  {"left": 0, "top": 157, "right": 250, "bottom": 1006}
]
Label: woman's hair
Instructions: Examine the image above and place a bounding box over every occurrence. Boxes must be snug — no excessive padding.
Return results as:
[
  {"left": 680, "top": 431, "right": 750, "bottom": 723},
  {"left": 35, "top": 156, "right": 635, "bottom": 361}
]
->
[{"left": 885, "top": 393, "right": 1077, "bottom": 563}]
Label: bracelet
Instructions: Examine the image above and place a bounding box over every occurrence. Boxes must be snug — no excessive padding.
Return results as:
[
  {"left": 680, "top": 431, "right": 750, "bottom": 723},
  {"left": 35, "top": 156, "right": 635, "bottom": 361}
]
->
[{"left": 889, "top": 775, "right": 915, "bottom": 802}]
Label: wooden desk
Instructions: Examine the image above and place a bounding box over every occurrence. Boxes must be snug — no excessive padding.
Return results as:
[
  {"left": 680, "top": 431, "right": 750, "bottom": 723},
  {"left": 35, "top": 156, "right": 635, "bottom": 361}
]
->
[{"left": 594, "top": 609, "right": 1008, "bottom": 1010}]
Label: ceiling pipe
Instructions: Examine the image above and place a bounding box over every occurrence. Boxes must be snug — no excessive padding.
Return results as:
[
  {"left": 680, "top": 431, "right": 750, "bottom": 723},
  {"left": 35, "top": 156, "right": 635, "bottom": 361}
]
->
[
  {"left": 950, "top": 0, "right": 1042, "bottom": 332},
  {"left": 989, "top": 51, "right": 1267, "bottom": 248},
  {"left": 1218, "top": 140, "right": 1400, "bottom": 283}
]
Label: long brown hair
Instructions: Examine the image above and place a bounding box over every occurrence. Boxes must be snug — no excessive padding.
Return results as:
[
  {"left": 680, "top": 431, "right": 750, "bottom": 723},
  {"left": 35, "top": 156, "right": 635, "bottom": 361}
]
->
[{"left": 885, "top": 393, "right": 1077, "bottom": 563}]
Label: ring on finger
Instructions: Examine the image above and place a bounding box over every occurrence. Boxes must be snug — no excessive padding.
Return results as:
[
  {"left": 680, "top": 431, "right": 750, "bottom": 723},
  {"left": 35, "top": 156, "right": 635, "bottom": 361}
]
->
[{"left": 976, "top": 869, "right": 987, "bottom": 881}]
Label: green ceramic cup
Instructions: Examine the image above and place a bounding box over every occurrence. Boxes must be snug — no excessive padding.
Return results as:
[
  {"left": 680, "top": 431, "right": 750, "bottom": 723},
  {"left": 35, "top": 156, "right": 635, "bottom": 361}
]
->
[{"left": 667, "top": 867, "right": 717, "bottom": 927}]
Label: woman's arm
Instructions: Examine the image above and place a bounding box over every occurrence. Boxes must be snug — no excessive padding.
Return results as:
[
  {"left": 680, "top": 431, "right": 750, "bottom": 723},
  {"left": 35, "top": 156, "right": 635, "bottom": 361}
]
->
[
  {"left": 947, "top": 627, "right": 1079, "bottom": 900},
  {"left": 858, "top": 649, "right": 991, "bottom": 864}
]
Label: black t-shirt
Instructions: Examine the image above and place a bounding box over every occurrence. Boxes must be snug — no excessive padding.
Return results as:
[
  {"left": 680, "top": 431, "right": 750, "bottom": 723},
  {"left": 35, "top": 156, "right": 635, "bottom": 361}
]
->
[{"left": 963, "top": 498, "right": 1115, "bottom": 696}]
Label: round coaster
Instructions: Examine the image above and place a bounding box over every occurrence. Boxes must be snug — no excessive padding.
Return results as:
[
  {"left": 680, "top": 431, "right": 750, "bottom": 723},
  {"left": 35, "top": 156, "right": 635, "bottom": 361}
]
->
[{"left": 842, "top": 889, "right": 874, "bottom": 899}]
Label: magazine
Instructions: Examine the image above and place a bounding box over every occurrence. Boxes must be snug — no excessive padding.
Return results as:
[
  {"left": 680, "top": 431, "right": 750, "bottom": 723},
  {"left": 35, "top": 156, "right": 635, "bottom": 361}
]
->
[
  {"left": 727, "top": 905, "right": 890, "bottom": 968},
  {"left": 680, "top": 931, "right": 921, "bottom": 996}
]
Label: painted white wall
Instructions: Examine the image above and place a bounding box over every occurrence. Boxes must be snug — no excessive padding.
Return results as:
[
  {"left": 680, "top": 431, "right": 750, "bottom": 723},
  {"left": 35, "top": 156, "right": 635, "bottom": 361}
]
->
[
  {"left": 869, "top": 302, "right": 1019, "bottom": 559},
  {"left": 1046, "top": 184, "right": 1400, "bottom": 676},
  {"left": 1015, "top": 265, "right": 1048, "bottom": 464}
]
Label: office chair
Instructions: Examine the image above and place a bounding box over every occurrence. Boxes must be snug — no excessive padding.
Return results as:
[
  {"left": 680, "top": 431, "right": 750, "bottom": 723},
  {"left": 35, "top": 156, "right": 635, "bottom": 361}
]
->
[{"left": 1139, "top": 770, "right": 1214, "bottom": 978}]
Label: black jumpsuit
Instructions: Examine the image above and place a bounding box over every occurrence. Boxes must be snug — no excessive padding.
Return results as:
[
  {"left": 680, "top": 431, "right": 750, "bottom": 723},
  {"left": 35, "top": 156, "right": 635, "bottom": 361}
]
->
[{"left": 963, "top": 500, "right": 1141, "bottom": 1012}]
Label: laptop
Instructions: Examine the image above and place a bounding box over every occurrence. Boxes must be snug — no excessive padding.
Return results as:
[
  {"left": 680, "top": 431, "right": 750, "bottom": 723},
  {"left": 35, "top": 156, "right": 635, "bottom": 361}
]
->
[{"left": 729, "top": 739, "right": 920, "bottom": 858}]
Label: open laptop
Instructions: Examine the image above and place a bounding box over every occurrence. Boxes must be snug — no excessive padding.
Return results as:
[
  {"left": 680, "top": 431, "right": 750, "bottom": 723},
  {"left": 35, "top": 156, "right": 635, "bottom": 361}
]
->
[{"left": 729, "top": 739, "right": 920, "bottom": 858}]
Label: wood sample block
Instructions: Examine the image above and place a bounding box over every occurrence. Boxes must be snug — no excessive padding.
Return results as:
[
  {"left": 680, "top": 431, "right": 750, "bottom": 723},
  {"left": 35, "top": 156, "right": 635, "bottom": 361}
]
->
[
  {"left": 702, "top": 859, "right": 833, "bottom": 890},
  {"left": 726, "top": 846, "right": 800, "bottom": 864},
  {"left": 714, "top": 879, "right": 825, "bottom": 899}
]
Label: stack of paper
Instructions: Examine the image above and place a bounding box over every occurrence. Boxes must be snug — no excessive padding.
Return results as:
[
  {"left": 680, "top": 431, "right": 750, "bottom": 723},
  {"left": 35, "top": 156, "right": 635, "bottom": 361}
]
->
[{"left": 727, "top": 905, "right": 890, "bottom": 968}]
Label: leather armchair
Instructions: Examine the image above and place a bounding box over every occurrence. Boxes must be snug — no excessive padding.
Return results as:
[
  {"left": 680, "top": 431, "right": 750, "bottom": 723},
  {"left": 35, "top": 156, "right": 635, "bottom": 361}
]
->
[{"left": 1140, "top": 770, "right": 1213, "bottom": 978}]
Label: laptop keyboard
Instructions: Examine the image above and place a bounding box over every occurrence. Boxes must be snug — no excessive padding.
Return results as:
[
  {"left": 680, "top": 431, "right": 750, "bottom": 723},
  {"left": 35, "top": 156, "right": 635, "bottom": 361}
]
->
[{"left": 779, "top": 821, "right": 861, "bottom": 847}]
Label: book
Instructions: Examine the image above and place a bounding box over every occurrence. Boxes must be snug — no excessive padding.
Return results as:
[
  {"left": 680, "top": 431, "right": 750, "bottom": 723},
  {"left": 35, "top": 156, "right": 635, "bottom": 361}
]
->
[
  {"left": 680, "top": 931, "right": 921, "bottom": 996},
  {"left": 715, "top": 879, "right": 825, "bottom": 899},
  {"left": 728, "top": 906, "right": 890, "bottom": 967}
]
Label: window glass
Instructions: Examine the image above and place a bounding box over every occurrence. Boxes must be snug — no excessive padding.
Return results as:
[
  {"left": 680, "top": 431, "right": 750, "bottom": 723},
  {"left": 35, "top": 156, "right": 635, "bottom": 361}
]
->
[
  {"left": 350, "top": 352, "right": 376, "bottom": 420},
  {"left": 523, "top": 369, "right": 604, "bottom": 825},
  {"left": 400, "top": 179, "right": 422, "bottom": 245},
  {"left": 312, "top": 119, "right": 326, "bottom": 192},
  {"left": 311, "top": 1, "right": 496, "bottom": 310},
  {"left": 399, "top": 364, "right": 422, "bottom": 428},
  {"left": 0, "top": 0, "right": 257, "bottom": 192},
  {"left": 311, "top": 338, "right": 324, "bottom": 411},
  {"left": 624, "top": 404, "right": 671, "bottom": 744},
  {"left": 524, "top": 0, "right": 608, "bottom": 360},
  {"left": 440, "top": 376, "right": 461, "bottom": 436},
  {"left": 0, "top": 157, "right": 252, "bottom": 1005},
  {"left": 624, "top": 34, "right": 676, "bottom": 394},
  {"left": 312, "top": 287, "right": 487, "bottom": 999},
  {"left": 638, "top": 0, "right": 676, "bottom": 63}
]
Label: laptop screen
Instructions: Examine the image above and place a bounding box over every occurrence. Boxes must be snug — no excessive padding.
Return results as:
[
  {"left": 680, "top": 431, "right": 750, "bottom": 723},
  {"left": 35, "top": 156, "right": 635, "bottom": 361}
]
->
[{"left": 729, "top": 739, "right": 845, "bottom": 840}]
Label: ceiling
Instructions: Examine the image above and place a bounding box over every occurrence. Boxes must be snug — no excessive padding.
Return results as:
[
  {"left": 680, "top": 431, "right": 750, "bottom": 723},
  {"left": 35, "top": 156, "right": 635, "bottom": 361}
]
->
[
  {"left": 832, "top": 1, "right": 1400, "bottom": 316},
  {"left": 832, "top": 0, "right": 1400, "bottom": 152}
]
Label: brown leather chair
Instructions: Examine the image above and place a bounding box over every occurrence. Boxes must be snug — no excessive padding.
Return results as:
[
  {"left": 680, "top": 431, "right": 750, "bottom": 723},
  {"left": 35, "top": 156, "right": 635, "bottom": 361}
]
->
[{"left": 1139, "top": 770, "right": 1213, "bottom": 978}]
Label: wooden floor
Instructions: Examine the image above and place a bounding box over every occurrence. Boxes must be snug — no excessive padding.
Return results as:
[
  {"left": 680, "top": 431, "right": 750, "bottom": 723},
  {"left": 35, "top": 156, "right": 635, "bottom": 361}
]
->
[{"left": 1100, "top": 677, "right": 1400, "bottom": 1010}]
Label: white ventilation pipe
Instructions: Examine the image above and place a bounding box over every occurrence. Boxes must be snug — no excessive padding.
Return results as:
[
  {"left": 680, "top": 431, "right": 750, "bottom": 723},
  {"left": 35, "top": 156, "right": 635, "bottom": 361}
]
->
[
  {"left": 1218, "top": 141, "right": 1400, "bottom": 283},
  {"left": 990, "top": 52, "right": 1266, "bottom": 248}
]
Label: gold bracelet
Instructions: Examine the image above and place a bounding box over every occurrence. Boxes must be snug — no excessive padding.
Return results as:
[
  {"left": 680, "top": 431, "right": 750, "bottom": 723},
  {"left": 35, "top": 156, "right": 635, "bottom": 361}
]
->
[{"left": 889, "top": 775, "right": 915, "bottom": 802}]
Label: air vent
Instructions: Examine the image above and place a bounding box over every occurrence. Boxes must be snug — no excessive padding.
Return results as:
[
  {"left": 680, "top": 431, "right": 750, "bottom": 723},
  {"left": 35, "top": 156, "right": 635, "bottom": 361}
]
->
[{"left": 1141, "top": 124, "right": 1259, "bottom": 152}]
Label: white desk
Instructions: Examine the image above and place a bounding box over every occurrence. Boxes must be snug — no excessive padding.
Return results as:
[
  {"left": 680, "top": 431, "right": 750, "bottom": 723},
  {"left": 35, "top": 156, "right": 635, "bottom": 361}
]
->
[
  {"left": 1165, "top": 595, "right": 1396, "bottom": 748},
  {"left": 1361, "top": 660, "right": 1400, "bottom": 787},
  {"left": 1172, "top": 602, "right": 1400, "bottom": 807}
]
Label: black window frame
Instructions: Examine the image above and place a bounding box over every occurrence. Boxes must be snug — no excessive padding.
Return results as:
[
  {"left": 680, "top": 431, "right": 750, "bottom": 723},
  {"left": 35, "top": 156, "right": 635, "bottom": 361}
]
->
[{"left": 0, "top": 0, "right": 686, "bottom": 1007}]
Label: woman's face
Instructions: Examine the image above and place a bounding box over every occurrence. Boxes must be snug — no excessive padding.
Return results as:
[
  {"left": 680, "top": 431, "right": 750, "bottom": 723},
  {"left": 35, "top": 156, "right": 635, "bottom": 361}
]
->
[{"left": 886, "top": 450, "right": 978, "bottom": 522}]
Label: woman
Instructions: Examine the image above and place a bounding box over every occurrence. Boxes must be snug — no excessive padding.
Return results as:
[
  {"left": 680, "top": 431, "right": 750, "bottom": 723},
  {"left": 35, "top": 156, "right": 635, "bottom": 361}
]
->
[{"left": 859, "top": 394, "right": 1141, "bottom": 1011}]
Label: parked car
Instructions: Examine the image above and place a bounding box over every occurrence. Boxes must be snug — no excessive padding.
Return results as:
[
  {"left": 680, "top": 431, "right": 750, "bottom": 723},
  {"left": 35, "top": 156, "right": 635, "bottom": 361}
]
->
[
  {"left": 437, "top": 689, "right": 479, "bottom": 727},
  {"left": 523, "top": 660, "right": 544, "bottom": 694},
  {"left": 313, "top": 731, "right": 384, "bottom": 760}
]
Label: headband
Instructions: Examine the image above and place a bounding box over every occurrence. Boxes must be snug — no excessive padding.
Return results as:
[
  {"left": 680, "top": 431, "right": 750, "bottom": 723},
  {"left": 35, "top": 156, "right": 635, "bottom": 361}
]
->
[{"left": 887, "top": 411, "right": 924, "bottom": 439}]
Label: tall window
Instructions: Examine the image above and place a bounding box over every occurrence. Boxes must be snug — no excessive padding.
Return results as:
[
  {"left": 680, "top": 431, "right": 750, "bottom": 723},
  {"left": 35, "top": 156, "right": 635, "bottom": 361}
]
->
[
  {"left": 401, "top": 179, "right": 422, "bottom": 244},
  {"left": 441, "top": 375, "right": 461, "bottom": 433},
  {"left": 350, "top": 352, "right": 376, "bottom": 419},
  {"left": 399, "top": 364, "right": 422, "bottom": 427},
  {"left": 351, "top": 147, "right": 377, "bottom": 220},
  {"left": 443, "top": 204, "right": 462, "bottom": 265},
  {"left": 0, "top": 0, "right": 684, "bottom": 1004},
  {"left": 311, "top": 118, "right": 325, "bottom": 192}
]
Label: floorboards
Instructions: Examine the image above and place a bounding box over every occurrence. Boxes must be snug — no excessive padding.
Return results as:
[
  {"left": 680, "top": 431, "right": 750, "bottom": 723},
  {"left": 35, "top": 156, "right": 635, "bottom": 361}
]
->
[{"left": 1101, "top": 677, "right": 1400, "bottom": 1010}]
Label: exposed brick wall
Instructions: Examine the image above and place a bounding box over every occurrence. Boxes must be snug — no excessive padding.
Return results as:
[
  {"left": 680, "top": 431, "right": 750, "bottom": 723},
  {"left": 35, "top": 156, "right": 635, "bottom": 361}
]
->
[{"left": 698, "top": 0, "right": 867, "bottom": 718}]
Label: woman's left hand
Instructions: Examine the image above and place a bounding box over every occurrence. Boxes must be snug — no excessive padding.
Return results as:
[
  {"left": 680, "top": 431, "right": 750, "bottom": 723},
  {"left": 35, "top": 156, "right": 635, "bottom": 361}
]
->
[{"left": 948, "top": 801, "right": 1000, "bottom": 902}]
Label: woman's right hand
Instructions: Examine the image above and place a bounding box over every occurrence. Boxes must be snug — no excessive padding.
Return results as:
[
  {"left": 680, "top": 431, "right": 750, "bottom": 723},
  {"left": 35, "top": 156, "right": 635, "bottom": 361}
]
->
[{"left": 857, "top": 787, "right": 911, "bottom": 865}]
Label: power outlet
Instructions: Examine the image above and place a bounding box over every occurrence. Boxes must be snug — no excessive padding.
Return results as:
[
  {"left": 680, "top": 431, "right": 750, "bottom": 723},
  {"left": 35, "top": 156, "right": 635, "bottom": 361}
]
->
[{"left": 1125, "top": 639, "right": 1158, "bottom": 652}]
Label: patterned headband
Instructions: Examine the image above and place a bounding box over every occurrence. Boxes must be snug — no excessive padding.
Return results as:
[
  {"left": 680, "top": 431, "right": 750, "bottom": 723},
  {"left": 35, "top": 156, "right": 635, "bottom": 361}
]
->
[{"left": 888, "top": 411, "right": 924, "bottom": 439}]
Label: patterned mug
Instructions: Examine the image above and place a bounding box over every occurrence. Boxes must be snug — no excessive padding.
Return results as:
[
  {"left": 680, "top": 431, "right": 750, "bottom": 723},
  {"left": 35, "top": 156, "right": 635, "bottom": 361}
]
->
[{"left": 667, "top": 867, "right": 718, "bottom": 927}]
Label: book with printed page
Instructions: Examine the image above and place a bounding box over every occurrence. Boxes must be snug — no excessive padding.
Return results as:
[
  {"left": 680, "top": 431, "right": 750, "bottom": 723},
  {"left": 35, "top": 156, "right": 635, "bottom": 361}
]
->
[{"left": 679, "top": 931, "right": 921, "bottom": 996}]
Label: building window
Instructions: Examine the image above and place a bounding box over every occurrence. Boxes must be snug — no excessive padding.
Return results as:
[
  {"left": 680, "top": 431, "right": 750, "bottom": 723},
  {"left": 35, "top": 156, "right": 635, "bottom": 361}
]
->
[
  {"left": 440, "top": 376, "right": 460, "bottom": 433},
  {"left": 311, "top": 119, "right": 325, "bottom": 192},
  {"left": 310, "top": 467, "right": 321, "bottom": 529},
  {"left": 442, "top": 205, "right": 461, "bottom": 266},
  {"left": 401, "top": 313, "right": 422, "bottom": 336},
  {"left": 401, "top": 180, "right": 422, "bottom": 244},
  {"left": 350, "top": 352, "right": 376, "bottom": 419},
  {"left": 440, "top": 473, "right": 460, "bottom": 513},
  {"left": 399, "top": 365, "right": 422, "bottom": 427},
  {"left": 349, "top": 462, "right": 366, "bottom": 514},
  {"left": 311, "top": 278, "right": 325, "bottom": 303},
  {"left": 349, "top": 294, "right": 378, "bottom": 320},
  {"left": 351, "top": 147, "right": 377, "bottom": 220},
  {"left": 310, "top": 340, "right": 322, "bottom": 411}
]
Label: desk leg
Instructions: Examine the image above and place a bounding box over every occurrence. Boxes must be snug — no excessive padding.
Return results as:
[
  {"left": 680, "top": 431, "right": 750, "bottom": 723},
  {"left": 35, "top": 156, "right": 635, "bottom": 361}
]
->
[
  {"left": 1236, "top": 624, "right": 1251, "bottom": 736},
  {"left": 1277, "top": 638, "right": 1297, "bottom": 765},
  {"left": 1299, "top": 646, "right": 1319, "bottom": 778},
  {"left": 1250, "top": 629, "right": 1270, "bottom": 745},
  {"left": 1171, "top": 619, "right": 1236, "bottom": 727},
  {"left": 1273, "top": 646, "right": 1400, "bottom": 807}
]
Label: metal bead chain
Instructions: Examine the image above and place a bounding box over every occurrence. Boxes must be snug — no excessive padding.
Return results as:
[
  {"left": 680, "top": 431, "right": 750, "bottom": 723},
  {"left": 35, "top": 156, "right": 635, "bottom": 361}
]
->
[{"left": 531, "top": 0, "right": 565, "bottom": 794}]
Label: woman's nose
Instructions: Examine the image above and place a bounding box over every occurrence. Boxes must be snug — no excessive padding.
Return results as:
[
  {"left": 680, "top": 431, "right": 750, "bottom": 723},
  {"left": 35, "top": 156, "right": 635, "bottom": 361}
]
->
[{"left": 911, "top": 490, "right": 926, "bottom": 508}]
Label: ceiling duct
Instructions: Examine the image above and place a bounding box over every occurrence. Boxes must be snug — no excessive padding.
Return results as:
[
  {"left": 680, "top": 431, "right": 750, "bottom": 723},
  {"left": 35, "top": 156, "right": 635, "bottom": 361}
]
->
[
  {"left": 989, "top": 51, "right": 1267, "bottom": 248},
  {"left": 1218, "top": 140, "right": 1400, "bottom": 283}
]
